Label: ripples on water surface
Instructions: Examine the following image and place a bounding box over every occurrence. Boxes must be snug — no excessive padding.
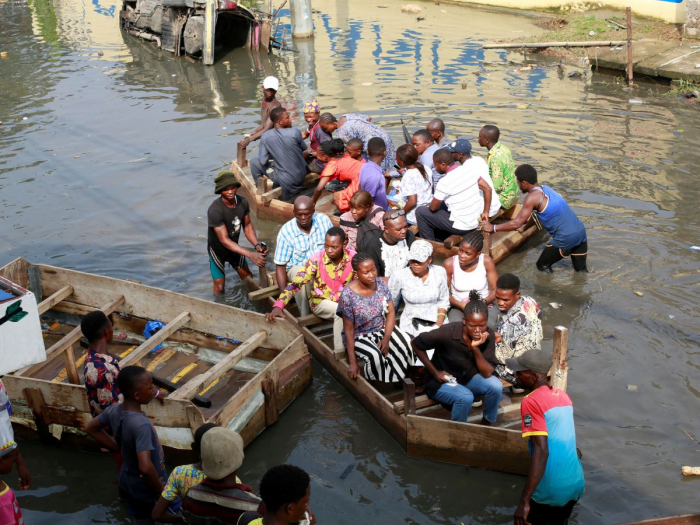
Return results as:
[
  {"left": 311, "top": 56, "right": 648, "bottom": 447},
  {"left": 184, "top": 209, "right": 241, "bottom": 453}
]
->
[{"left": 1, "top": 0, "right": 699, "bottom": 522}]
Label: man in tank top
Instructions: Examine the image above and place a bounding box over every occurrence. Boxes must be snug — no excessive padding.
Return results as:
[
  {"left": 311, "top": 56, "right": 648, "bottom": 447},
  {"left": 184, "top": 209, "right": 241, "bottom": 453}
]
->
[{"left": 480, "top": 164, "right": 588, "bottom": 273}]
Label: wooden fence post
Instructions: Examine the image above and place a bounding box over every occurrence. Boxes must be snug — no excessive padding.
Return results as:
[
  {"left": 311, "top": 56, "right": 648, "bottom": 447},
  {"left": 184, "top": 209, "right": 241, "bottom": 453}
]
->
[{"left": 550, "top": 326, "right": 569, "bottom": 391}]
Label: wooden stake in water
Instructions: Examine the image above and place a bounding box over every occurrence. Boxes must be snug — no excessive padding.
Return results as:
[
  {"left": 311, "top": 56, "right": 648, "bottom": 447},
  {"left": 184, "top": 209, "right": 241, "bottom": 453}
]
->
[{"left": 626, "top": 7, "right": 634, "bottom": 87}]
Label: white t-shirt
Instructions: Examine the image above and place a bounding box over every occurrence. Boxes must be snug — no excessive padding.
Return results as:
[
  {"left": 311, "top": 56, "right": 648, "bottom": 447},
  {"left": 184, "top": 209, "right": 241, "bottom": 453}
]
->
[
  {"left": 433, "top": 164, "right": 485, "bottom": 231},
  {"left": 462, "top": 156, "right": 501, "bottom": 217},
  {"left": 400, "top": 166, "right": 433, "bottom": 224}
]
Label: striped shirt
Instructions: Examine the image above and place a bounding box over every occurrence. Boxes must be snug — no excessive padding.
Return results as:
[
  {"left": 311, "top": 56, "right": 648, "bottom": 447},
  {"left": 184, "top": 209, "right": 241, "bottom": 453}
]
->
[
  {"left": 182, "top": 479, "right": 264, "bottom": 524},
  {"left": 433, "top": 164, "right": 485, "bottom": 231},
  {"left": 274, "top": 213, "right": 334, "bottom": 270}
]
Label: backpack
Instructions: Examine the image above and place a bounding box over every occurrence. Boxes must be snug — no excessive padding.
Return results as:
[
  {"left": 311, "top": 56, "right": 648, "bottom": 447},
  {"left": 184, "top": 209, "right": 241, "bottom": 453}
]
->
[{"left": 340, "top": 207, "right": 384, "bottom": 252}]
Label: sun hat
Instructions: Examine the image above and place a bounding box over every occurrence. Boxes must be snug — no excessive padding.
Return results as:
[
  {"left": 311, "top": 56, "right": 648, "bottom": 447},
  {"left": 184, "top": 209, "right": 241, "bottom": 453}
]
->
[
  {"left": 215, "top": 170, "right": 241, "bottom": 194},
  {"left": 263, "top": 76, "right": 279, "bottom": 91},
  {"left": 408, "top": 240, "right": 433, "bottom": 263},
  {"left": 200, "top": 427, "right": 245, "bottom": 480},
  {"left": 446, "top": 138, "right": 472, "bottom": 155},
  {"left": 506, "top": 349, "right": 552, "bottom": 375}
]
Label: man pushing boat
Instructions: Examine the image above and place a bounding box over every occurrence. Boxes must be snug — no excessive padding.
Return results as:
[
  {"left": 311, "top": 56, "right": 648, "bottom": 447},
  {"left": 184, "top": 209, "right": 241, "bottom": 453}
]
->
[
  {"left": 208, "top": 171, "right": 268, "bottom": 294},
  {"left": 481, "top": 164, "right": 588, "bottom": 273}
]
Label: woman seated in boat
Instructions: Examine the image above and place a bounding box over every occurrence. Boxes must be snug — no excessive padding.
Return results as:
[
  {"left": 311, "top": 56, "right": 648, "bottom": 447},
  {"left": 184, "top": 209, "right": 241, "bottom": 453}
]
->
[
  {"left": 311, "top": 139, "right": 363, "bottom": 214},
  {"left": 388, "top": 240, "right": 449, "bottom": 344},
  {"left": 339, "top": 190, "right": 384, "bottom": 252},
  {"left": 392, "top": 144, "right": 433, "bottom": 226},
  {"left": 265, "top": 227, "right": 355, "bottom": 353},
  {"left": 301, "top": 100, "right": 332, "bottom": 174},
  {"left": 443, "top": 231, "right": 498, "bottom": 327},
  {"left": 337, "top": 253, "right": 414, "bottom": 382},
  {"left": 411, "top": 290, "right": 502, "bottom": 425}
]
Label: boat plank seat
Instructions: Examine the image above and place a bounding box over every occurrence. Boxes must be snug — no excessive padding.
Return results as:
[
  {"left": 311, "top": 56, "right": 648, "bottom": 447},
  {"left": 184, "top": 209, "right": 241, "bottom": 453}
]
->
[
  {"left": 169, "top": 330, "right": 268, "bottom": 401},
  {"left": 17, "top": 295, "right": 127, "bottom": 383},
  {"left": 248, "top": 285, "right": 280, "bottom": 301},
  {"left": 260, "top": 173, "right": 321, "bottom": 204},
  {"left": 297, "top": 314, "right": 324, "bottom": 328},
  {"left": 37, "top": 285, "right": 74, "bottom": 315},
  {"left": 120, "top": 311, "right": 191, "bottom": 367}
]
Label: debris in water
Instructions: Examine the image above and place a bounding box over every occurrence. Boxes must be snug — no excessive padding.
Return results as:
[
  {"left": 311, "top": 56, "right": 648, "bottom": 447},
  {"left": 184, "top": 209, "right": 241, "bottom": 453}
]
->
[
  {"left": 339, "top": 464, "right": 354, "bottom": 479},
  {"left": 690, "top": 246, "right": 700, "bottom": 251},
  {"left": 461, "top": 81, "right": 467, "bottom": 89},
  {"left": 377, "top": 4, "right": 389, "bottom": 7},
  {"left": 669, "top": 315, "right": 675, "bottom": 319},
  {"left": 361, "top": 82, "right": 373, "bottom": 86},
  {"left": 22, "top": 117, "right": 28, "bottom": 120},
  {"left": 549, "top": 302, "right": 561, "bottom": 309},
  {"left": 627, "top": 385, "right": 638, "bottom": 392},
  {"left": 74, "top": 155, "right": 81, "bottom": 159},
  {"left": 401, "top": 4, "right": 422, "bottom": 13},
  {"left": 0, "top": 52, "right": 8, "bottom": 58},
  {"left": 628, "top": 99, "right": 645, "bottom": 104},
  {"left": 568, "top": 70, "right": 582, "bottom": 78},
  {"left": 589, "top": 31, "right": 595, "bottom": 36},
  {"left": 97, "top": 51, "right": 104, "bottom": 57},
  {"left": 634, "top": 291, "right": 643, "bottom": 297},
  {"left": 416, "top": 16, "right": 424, "bottom": 21}
]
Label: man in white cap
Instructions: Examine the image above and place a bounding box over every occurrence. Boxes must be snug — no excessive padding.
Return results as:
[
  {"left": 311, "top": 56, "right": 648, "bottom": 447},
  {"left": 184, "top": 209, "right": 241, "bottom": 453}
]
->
[
  {"left": 238, "top": 76, "right": 281, "bottom": 149},
  {"left": 182, "top": 427, "right": 265, "bottom": 523}
]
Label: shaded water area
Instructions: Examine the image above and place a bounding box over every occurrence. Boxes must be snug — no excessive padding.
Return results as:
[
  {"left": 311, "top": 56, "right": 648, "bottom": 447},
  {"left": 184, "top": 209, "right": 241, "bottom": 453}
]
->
[{"left": 1, "top": 0, "right": 699, "bottom": 522}]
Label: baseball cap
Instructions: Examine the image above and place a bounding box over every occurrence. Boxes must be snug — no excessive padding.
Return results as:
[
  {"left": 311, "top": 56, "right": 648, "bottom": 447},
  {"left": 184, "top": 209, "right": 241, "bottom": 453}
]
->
[
  {"left": 506, "top": 349, "right": 552, "bottom": 375},
  {"left": 407, "top": 240, "right": 433, "bottom": 263},
  {"left": 263, "top": 76, "right": 279, "bottom": 91},
  {"left": 200, "top": 427, "right": 245, "bottom": 480},
  {"left": 446, "top": 138, "right": 472, "bottom": 155}
]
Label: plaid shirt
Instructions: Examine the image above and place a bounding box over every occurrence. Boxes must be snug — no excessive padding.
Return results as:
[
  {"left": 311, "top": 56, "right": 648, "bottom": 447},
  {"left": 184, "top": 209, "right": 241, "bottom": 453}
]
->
[{"left": 274, "top": 213, "right": 333, "bottom": 270}]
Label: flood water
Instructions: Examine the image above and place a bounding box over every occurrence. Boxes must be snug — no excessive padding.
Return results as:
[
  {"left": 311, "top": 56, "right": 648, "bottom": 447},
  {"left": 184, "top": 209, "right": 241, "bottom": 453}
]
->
[{"left": 1, "top": 0, "right": 699, "bottom": 522}]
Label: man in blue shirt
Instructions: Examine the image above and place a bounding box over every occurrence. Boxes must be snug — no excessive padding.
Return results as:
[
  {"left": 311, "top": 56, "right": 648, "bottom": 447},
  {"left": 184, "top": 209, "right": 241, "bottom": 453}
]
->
[
  {"left": 481, "top": 164, "right": 588, "bottom": 273},
  {"left": 508, "top": 349, "right": 584, "bottom": 525},
  {"left": 274, "top": 196, "right": 333, "bottom": 316}
]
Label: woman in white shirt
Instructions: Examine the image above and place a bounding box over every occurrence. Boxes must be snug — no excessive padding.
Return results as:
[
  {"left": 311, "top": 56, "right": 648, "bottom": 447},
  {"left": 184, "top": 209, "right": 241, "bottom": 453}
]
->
[
  {"left": 443, "top": 230, "right": 498, "bottom": 327},
  {"left": 396, "top": 144, "right": 433, "bottom": 225}
]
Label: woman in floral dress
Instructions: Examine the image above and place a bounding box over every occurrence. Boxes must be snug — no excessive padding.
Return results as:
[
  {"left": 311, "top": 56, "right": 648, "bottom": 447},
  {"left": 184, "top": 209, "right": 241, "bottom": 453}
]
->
[{"left": 337, "top": 253, "right": 413, "bottom": 382}]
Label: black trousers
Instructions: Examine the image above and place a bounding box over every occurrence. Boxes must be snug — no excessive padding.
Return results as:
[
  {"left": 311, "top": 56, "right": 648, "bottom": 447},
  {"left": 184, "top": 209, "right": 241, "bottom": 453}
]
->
[
  {"left": 527, "top": 498, "right": 577, "bottom": 525},
  {"left": 536, "top": 241, "right": 588, "bottom": 272}
]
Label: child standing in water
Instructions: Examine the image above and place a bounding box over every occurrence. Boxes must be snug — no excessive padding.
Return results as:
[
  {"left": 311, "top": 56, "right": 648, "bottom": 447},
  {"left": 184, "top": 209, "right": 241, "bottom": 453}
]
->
[{"left": 0, "top": 378, "right": 31, "bottom": 525}]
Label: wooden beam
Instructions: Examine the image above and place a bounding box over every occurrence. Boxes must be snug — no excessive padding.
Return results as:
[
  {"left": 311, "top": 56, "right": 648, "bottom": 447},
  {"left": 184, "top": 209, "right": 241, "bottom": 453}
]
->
[
  {"left": 297, "top": 314, "right": 324, "bottom": 328},
  {"left": 61, "top": 344, "right": 80, "bottom": 385},
  {"left": 170, "top": 330, "right": 267, "bottom": 401},
  {"left": 120, "top": 312, "right": 190, "bottom": 367},
  {"left": 262, "top": 376, "right": 279, "bottom": 425},
  {"left": 402, "top": 378, "right": 416, "bottom": 416},
  {"left": 482, "top": 40, "right": 627, "bottom": 49},
  {"left": 23, "top": 387, "right": 59, "bottom": 446},
  {"left": 38, "top": 285, "right": 73, "bottom": 315},
  {"left": 248, "top": 284, "right": 280, "bottom": 301},
  {"left": 18, "top": 296, "right": 126, "bottom": 377},
  {"left": 550, "top": 326, "right": 569, "bottom": 391},
  {"left": 260, "top": 173, "right": 320, "bottom": 204},
  {"left": 237, "top": 145, "right": 248, "bottom": 168}
]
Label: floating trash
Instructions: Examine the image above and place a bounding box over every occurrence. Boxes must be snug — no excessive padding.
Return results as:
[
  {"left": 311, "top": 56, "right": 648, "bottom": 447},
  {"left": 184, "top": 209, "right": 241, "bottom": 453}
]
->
[
  {"left": 627, "top": 385, "right": 638, "bottom": 392},
  {"left": 549, "top": 302, "right": 561, "bottom": 309},
  {"left": 634, "top": 291, "right": 643, "bottom": 297}
]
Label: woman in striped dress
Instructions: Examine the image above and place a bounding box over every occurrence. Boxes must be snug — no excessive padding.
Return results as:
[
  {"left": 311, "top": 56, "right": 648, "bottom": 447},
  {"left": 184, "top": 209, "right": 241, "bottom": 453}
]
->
[{"left": 337, "top": 253, "right": 413, "bottom": 382}]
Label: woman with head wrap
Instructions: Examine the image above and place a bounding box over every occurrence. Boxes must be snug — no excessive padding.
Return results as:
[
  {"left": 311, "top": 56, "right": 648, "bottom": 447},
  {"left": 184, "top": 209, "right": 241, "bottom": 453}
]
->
[{"left": 302, "top": 100, "right": 332, "bottom": 174}]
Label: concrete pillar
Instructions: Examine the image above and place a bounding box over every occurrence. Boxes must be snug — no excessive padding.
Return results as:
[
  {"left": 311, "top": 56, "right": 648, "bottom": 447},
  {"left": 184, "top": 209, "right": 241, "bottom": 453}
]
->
[
  {"left": 290, "top": 0, "right": 313, "bottom": 39},
  {"left": 687, "top": 0, "right": 700, "bottom": 39}
]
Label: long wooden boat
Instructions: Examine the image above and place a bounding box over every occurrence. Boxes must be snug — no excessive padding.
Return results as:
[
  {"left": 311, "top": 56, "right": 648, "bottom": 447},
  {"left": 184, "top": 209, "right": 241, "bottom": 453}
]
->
[
  {"left": 620, "top": 515, "right": 700, "bottom": 525},
  {"left": 244, "top": 267, "right": 569, "bottom": 476},
  {"left": 0, "top": 257, "right": 311, "bottom": 461},
  {"left": 229, "top": 155, "right": 540, "bottom": 261}
]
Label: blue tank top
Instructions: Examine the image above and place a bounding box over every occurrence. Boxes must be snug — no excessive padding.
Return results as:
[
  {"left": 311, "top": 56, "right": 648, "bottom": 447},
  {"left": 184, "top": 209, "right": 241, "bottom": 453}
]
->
[{"left": 533, "top": 186, "right": 586, "bottom": 250}]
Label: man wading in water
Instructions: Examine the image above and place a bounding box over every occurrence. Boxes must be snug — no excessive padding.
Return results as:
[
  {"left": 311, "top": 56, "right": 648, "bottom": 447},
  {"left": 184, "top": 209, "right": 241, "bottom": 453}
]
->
[
  {"left": 208, "top": 171, "right": 268, "bottom": 294},
  {"left": 481, "top": 164, "right": 588, "bottom": 273},
  {"left": 238, "top": 76, "right": 281, "bottom": 149}
]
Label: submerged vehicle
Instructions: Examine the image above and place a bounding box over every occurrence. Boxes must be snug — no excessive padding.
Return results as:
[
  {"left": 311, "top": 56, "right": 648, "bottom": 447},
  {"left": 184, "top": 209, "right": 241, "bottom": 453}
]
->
[{"left": 119, "top": 0, "right": 272, "bottom": 64}]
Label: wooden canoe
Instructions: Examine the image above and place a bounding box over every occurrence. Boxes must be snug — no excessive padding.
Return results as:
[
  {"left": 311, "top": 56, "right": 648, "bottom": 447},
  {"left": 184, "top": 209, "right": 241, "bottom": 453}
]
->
[
  {"left": 245, "top": 269, "right": 570, "bottom": 476},
  {"left": 229, "top": 157, "right": 540, "bottom": 262},
  {"left": 0, "top": 257, "right": 312, "bottom": 462},
  {"left": 619, "top": 515, "right": 700, "bottom": 525}
]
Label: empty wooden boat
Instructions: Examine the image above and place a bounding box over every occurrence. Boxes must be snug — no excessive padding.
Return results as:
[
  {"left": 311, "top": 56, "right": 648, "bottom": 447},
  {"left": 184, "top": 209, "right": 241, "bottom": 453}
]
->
[{"left": 0, "top": 257, "right": 311, "bottom": 459}]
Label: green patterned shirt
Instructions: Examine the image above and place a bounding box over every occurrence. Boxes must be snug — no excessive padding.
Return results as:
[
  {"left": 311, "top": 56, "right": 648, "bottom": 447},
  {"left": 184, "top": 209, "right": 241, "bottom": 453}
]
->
[{"left": 487, "top": 142, "right": 518, "bottom": 210}]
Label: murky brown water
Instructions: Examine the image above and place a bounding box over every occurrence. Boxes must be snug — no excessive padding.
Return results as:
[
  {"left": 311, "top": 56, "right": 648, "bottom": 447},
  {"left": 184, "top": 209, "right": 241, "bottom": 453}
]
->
[{"left": 2, "top": 0, "right": 700, "bottom": 522}]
